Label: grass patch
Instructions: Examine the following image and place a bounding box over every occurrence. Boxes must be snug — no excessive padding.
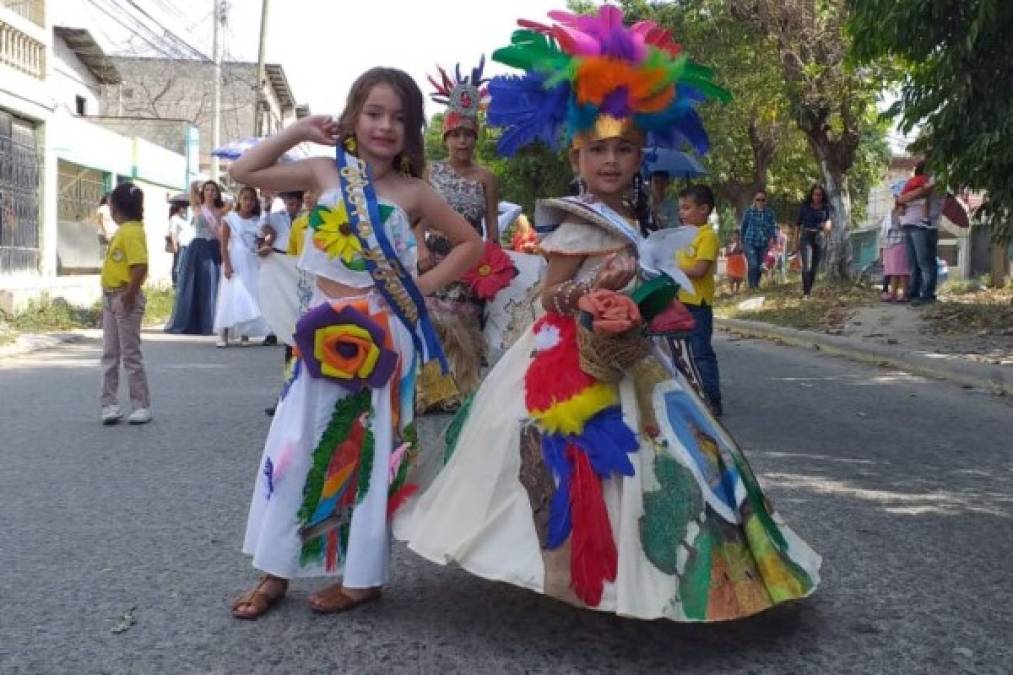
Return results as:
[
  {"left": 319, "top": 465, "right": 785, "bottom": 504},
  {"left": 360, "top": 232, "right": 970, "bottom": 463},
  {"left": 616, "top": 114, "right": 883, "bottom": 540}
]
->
[
  {"left": 0, "top": 284, "right": 176, "bottom": 336},
  {"left": 713, "top": 278, "right": 880, "bottom": 331},
  {"left": 926, "top": 280, "right": 1013, "bottom": 336}
]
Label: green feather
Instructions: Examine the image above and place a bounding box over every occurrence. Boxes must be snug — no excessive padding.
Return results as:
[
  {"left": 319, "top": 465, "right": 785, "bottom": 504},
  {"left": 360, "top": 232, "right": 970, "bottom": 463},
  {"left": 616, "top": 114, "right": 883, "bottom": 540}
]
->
[{"left": 493, "top": 30, "right": 572, "bottom": 75}]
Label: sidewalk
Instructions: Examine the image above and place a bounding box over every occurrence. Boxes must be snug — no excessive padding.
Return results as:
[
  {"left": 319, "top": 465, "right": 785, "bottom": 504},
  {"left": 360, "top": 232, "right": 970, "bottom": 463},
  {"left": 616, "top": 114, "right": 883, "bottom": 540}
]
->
[
  {"left": 717, "top": 315, "right": 1011, "bottom": 395},
  {"left": 0, "top": 329, "right": 100, "bottom": 360}
]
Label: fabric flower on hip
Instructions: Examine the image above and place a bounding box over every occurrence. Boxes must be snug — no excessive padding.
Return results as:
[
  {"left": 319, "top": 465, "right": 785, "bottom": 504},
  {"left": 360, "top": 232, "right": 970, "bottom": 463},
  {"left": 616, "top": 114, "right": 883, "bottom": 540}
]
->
[
  {"left": 294, "top": 302, "right": 397, "bottom": 392},
  {"left": 461, "top": 241, "right": 518, "bottom": 300},
  {"left": 577, "top": 289, "right": 642, "bottom": 335},
  {"left": 309, "top": 202, "right": 365, "bottom": 270}
]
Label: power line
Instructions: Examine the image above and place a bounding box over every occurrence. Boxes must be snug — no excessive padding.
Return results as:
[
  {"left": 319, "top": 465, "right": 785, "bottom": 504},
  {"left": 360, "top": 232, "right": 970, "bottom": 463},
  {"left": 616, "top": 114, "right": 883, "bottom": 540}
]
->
[
  {"left": 124, "top": 0, "right": 210, "bottom": 60},
  {"left": 84, "top": 0, "right": 184, "bottom": 60}
]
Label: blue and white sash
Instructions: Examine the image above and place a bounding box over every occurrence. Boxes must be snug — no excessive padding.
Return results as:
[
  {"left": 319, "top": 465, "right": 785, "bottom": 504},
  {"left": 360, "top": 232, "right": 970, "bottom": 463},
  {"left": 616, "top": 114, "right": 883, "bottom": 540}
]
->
[{"left": 335, "top": 148, "right": 448, "bottom": 373}]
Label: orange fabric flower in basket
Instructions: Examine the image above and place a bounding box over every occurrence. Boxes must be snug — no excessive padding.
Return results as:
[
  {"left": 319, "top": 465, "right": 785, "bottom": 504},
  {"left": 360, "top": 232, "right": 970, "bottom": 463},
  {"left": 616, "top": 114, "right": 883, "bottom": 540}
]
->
[
  {"left": 577, "top": 289, "right": 642, "bottom": 335},
  {"left": 461, "top": 241, "right": 518, "bottom": 300}
]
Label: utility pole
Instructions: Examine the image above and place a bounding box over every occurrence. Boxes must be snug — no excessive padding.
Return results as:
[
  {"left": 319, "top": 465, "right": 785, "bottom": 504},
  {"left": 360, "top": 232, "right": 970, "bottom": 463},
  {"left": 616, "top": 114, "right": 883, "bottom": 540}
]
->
[
  {"left": 211, "top": 0, "right": 224, "bottom": 181},
  {"left": 254, "top": 0, "right": 270, "bottom": 137}
]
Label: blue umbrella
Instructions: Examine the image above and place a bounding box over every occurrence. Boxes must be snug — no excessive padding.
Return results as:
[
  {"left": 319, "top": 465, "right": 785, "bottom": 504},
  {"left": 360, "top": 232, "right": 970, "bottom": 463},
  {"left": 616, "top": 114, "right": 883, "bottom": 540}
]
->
[
  {"left": 643, "top": 147, "right": 707, "bottom": 179},
  {"left": 211, "top": 137, "right": 307, "bottom": 164}
]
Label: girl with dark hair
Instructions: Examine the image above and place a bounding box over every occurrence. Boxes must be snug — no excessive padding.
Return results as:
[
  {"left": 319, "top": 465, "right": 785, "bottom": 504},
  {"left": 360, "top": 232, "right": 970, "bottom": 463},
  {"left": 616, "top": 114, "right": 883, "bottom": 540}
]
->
[
  {"left": 414, "top": 59, "right": 501, "bottom": 412},
  {"left": 166, "top": 180, "right": 229, "bottom": 334},
  {"left": 214, "top": 186, "right": 269, "bottom": 345},
  {"left": 227, "top": 67, "right": 482, "bottom": 618},
  {"left": 795, "top": 183, "right": 833, "bottom": 298},
  {"left": 99, "top": 182, "right": 151, "bottom": 425}
]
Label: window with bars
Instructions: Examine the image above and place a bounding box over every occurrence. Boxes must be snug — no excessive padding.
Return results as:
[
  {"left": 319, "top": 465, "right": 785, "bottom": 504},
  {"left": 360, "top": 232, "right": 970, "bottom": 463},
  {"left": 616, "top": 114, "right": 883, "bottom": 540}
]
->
[{"left": 0, "top": 110, "right": 41, "bottom": 274}]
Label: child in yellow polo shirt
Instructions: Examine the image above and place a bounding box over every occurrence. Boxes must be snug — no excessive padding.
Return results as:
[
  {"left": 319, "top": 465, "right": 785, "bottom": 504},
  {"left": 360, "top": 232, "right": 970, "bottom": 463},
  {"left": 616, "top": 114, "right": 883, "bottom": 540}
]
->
[
  {"left": 99, "top": 182, "right": 152, "bottom": 425},
  {"left": 676, "top": 184, "right": 723, "bottom": 416}
]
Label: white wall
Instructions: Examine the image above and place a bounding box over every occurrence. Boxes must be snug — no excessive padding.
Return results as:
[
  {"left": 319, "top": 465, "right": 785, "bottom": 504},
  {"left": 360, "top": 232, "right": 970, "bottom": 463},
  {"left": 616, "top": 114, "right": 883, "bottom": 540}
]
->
[
  {"left": 52, "top": 36, "right": 102, "bottom": 116},
  {"left": 0, "top": 5, "right": 57, "bottom": 281}
]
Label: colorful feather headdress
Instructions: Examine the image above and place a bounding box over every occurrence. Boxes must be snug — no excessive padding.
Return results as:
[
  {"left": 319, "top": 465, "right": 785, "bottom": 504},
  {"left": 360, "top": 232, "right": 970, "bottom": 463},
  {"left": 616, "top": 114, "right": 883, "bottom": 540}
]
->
[
  {"left": 428, "top": 57, "right": 490, "bottom": 137},
  {"left": 487, "top": 5, "right": 731, "bottom": 156}
]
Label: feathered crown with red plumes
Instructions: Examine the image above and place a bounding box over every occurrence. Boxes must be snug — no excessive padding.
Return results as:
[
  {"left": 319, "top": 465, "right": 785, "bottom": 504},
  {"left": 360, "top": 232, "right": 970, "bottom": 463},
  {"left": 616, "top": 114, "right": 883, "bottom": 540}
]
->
[
  {"left": 428, "top": 57, "right": 490, "bottom": 136},
  {"left": 487, "top": 5, "right": 731, "bottom": 155}
]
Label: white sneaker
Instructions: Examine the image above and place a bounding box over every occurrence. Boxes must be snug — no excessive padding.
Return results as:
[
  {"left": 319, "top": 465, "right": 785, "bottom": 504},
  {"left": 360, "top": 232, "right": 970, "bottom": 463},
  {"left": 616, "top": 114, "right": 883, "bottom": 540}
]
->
[
  {"left": 101, "top": 405, "right": 123, "bottom": 425},
  {"left": 127, "top": 408, "right": 153, "bottom": 425}
]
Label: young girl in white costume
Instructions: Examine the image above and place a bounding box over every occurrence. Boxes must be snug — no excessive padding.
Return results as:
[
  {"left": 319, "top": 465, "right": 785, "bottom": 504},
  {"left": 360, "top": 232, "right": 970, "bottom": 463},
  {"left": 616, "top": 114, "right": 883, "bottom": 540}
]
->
[
  {"left": 214, "top": 186, "right": 271, "bottom": 345},
  {"left": 229, "top": 67, "right": 482, "bottom": 619},
  {"left": 395, "top": 7, "right": 821, "bottom": 622}
]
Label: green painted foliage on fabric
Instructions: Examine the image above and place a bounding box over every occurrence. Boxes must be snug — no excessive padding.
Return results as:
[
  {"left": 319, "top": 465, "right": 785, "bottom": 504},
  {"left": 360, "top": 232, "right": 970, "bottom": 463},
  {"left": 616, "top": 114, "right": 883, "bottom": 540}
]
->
[
  {"left": 443, "top": 393, "right": 476, "bottom": 464},
  {"left": 639, "top": 454, "right": 703, "bottom": 575},
  {"left": 730, "top": 450, "right": 788, "bottom": 553},
  {"left": 297, "top": 390, "right": 372, "bottom": 525},
  {"left": 679, "top": 526, "right": 714, "bottom": 620}
]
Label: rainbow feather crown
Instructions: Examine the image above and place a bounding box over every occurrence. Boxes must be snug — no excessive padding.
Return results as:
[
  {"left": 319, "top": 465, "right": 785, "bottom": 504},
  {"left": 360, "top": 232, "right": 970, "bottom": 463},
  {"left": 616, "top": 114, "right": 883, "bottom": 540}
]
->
[
  {"left": 428, "top": 57, "right": 490, "bottom": 136},
  {"left": 487, "top": 6, "right": 731, "bottom": 156}
]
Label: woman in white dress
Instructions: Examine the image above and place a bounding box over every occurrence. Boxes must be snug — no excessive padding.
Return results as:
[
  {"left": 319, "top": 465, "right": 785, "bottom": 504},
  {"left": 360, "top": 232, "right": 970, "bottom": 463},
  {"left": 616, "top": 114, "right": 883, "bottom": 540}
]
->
[{"left": 214, "top": 186, "right": 270, "bottom": 345}]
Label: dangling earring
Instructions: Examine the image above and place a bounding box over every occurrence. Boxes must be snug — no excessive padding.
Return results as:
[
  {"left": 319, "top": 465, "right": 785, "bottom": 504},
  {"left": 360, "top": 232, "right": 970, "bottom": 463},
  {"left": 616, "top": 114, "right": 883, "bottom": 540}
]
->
[
  {"left": 343, "top": 135, "right": 357, "bottom": 154},
  {"left": 576, "top": 176, "right": 587, "bottom": 196},
  {"left": 399, "top": 154, "right": 413, "bottom": 176}
]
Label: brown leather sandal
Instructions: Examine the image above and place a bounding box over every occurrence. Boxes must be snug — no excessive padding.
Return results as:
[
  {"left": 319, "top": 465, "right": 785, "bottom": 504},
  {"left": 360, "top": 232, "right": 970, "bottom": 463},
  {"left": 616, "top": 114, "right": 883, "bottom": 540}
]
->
[
  {"left": 231, "top": 575, "right": 288, "bottom": 620},
  {"left": 307, "top": 585, "right": 382, "bottom": 614}
]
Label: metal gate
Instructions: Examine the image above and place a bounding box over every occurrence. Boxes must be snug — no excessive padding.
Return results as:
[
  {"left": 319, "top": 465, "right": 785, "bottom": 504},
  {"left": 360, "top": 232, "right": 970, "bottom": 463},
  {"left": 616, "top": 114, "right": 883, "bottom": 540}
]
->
[{"left": 0, "top": 110, "right": 41, "bottom": 273}]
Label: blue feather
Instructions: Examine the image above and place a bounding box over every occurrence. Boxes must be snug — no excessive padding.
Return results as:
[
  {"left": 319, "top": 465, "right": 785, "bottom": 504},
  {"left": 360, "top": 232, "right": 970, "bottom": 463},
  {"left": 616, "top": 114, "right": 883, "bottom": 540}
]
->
[
  {"left": 541, "top": 434, "right": 574, "bottom": 549},
  {"left": 488, "top": 74, "right": 570, "bottom": 156},
  {"left": 564, "top": 99, "right": 601, "bottom": 143},
  {"left": 546, "top": 470, "right": 573, "bottom": 548},
  {"left": 575, "top": 407, "right": 638, "bottom": 477}
]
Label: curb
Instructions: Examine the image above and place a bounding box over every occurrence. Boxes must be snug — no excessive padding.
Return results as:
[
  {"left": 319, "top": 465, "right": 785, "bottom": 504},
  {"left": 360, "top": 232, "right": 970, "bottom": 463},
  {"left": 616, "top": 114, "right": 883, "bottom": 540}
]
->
[{"left": 716, "top": 317, "right": 1011, "bottom": 396}]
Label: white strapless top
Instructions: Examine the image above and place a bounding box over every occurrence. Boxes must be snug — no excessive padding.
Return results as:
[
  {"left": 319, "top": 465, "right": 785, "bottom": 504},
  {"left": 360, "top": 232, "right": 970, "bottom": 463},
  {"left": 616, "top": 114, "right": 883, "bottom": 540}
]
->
[{"left": 297, "top": 188, "right": 417, "bottom": 288}]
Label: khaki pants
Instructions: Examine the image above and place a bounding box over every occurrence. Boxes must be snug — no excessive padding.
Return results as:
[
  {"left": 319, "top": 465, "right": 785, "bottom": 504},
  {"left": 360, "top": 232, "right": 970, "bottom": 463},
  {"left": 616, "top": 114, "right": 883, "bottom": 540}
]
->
[{"left": 100, "top": 290, "right": 150, "bottom": 409}]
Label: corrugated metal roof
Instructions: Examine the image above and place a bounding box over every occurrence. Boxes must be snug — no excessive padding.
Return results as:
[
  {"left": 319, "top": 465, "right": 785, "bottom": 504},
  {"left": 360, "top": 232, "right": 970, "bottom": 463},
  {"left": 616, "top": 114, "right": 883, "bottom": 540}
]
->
[
  {"left": 54, "top": 26, "right": 122, "bottom": 85},
  {"left": 264, "top": 63, "right": 294, "bottom": 110}
]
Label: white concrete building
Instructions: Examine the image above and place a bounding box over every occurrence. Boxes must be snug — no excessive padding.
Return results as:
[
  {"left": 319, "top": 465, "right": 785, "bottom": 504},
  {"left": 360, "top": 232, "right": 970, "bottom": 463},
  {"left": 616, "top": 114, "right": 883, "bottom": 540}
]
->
[{"left": 1, "top": 6, "right": 194, "bottom": 314}]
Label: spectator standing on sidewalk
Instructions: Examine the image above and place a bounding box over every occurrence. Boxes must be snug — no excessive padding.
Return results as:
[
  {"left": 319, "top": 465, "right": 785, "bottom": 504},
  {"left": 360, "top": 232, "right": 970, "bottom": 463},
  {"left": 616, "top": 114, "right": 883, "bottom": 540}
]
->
[
  {"left": 739, "top": 190, "right": 777, "bottom": 290},
  {"left": 99, "top": 182, "right": 152, "bottom": 426},
  {"left": 677, "top": 184, "right": 723, "bottom": 416},
  {"left": 795, "top": 184, "right": 834, "bottom": 299},
  {"left": 897, "top": 160, "right": 940, "bottom": 306}
]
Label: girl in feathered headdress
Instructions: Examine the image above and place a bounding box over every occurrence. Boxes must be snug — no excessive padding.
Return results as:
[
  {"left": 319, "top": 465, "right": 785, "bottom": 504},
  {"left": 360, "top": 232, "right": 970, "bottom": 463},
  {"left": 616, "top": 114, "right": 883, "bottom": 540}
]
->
[
  {"left": 415, "top": 58, "right": 504, "bottom": 413},
  {"left": 396, "top": 6, "right": 821, "bottom": 622}
]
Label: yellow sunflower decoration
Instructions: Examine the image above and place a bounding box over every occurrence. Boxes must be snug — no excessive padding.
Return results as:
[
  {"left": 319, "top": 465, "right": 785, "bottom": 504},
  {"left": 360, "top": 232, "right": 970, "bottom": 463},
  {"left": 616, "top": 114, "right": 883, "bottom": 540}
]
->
[{"left": 309, "top": 203, "right": 366, "bottom": 270}]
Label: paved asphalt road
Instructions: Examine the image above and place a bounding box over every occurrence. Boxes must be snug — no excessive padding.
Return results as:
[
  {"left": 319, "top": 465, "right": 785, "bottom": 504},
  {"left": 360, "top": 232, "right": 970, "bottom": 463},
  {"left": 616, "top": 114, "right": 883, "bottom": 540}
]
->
[{"left": 1, "top": 330, "right": 1010, "bottom": 674}]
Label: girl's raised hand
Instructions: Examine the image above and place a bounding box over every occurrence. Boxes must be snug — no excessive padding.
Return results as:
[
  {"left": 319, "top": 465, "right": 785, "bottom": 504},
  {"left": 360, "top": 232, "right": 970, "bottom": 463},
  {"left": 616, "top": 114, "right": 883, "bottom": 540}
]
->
[
  {"left": 295, "top": 115, "right": 340, "bottom": 146},
  {"left": 593, "top": 252, "right": 637, "bottom": 290}
]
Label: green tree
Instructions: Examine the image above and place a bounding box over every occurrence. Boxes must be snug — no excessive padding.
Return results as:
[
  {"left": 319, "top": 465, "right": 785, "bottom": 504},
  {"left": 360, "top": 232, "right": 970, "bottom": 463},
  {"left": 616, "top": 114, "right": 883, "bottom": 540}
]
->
[
  {"left": 730, "top": 0, "right": 888, "bottom": 277},
  {"left": 850, "top": 0, "right": 1013, "bottom": 286}
]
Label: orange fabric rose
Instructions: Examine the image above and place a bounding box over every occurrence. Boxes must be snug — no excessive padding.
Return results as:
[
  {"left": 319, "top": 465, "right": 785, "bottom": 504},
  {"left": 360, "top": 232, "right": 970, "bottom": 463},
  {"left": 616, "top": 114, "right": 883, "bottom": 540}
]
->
[{"left": 577, "top": 289, "right": 642, "bottom": 335}]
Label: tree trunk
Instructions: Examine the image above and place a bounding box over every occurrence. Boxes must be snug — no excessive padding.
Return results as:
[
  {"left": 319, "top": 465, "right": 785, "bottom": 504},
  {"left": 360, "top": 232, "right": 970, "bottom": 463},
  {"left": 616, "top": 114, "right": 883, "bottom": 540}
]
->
[
  {"left": 809, "top": 135, "right": 854, "bottom": 279},
  {"left": 989, "top": 236, "right": 1010, "bottom": 288}
]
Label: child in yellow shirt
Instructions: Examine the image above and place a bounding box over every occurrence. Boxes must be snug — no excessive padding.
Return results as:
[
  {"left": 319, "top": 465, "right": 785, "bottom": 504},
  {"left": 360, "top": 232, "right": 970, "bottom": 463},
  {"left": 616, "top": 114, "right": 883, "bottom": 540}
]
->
[
  {"left": 676, "top": 184, "right": 723, "bottom": 416},
  {"left": 99, "top": 182, "right": 152, "bottom": 425}
]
